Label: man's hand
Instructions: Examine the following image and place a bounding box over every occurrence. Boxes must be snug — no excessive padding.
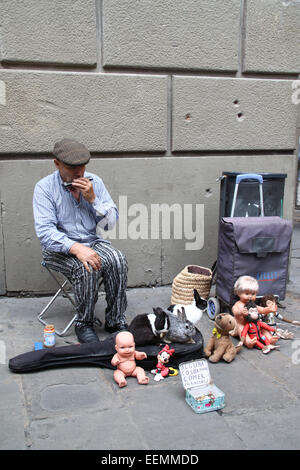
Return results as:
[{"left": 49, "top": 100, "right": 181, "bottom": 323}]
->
[
  {"left": 69, "top": 242, "right": 101, "bottom": 272},
  {"left": 71, "top": 177, "right": 95, "bottom": 203}
]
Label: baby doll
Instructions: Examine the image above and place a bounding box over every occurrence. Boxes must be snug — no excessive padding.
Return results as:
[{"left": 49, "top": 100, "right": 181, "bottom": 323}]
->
[
  {"left": 261, "top": 294, "right": 300, "bottom": 327},
  {"left": 111, "top": 331, "right": 149, "bottom": 388},
  {"left": 239, "top": 301, "right": 280, "bottom": 354},
  {"left": 231, "top": 276, "right": 278, "bottom": 348}
]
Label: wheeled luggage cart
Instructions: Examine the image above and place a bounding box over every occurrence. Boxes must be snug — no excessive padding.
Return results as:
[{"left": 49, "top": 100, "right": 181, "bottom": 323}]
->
[{"left": 206, "top": 174, "right": 292, "bottom": 320}]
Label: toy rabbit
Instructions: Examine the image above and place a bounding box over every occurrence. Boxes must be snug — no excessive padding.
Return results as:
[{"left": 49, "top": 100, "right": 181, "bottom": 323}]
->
[
  {"left": 163, "top": 307, "right": 196, "bottom": 344},
  {"left": 111, "top": 331, "right": 149, "bottom": 388}
]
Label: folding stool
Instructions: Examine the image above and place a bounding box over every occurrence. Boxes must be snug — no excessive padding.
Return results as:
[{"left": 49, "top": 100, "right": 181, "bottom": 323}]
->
[{"left": 37, "top": 261, "right": 103, "bottom": 336}]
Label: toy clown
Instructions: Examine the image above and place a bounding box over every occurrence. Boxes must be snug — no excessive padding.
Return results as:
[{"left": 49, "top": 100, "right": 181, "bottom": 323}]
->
[{"left": 151, "top": 345, "right": 177, "bottom": 382}]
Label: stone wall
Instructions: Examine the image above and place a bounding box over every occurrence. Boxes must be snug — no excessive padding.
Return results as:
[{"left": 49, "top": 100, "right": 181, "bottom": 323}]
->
[{"left": 0, "top": 0, "right": 299, "bottom": 294}]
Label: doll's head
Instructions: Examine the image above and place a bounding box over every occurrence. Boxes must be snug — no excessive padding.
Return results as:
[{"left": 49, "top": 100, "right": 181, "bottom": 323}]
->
[
  {"left": 157, "top": 345, "right": 174, "bottom": 365},
  {"left": 115, "top": 331, "right": 135, "bottom": 358},
  {"left": 245, "top": 300, "right": 259, "bottom": 322},
  {"left": 234, "top": 276, "right": 259, "bottom": 304},
  {"left": 261, "top": 294, "right": 277, "bottom": 308}
]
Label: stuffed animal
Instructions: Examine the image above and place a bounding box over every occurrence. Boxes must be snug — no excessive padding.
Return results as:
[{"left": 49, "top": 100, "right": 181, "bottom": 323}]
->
[
  {"left": 168, "top": 289, "right": 207, "bottom": 325},
  {"left": 204, "top": 313, "right": 242, "bottom": 363},
  {"left": 163, "top": 307, "right": 196, "bottom": 344},
  {"left": 128, "top": 307, "right": 170, "bottom": 346}
]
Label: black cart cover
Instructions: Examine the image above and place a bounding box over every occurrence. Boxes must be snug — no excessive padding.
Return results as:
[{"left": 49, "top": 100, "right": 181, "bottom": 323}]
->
[{"left": 216, "top": 216, "right": 292, "bottom": 305}]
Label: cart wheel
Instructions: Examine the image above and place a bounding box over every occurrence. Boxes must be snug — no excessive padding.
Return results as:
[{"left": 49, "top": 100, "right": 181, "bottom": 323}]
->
[{"left": 207, "top": 297, "right": 220, "bottom": 320}]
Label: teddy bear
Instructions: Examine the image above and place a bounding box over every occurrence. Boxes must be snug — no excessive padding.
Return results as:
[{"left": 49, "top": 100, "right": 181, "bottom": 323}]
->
[{"left": 204, "top": 313, "right": 242, "bottom": 363}]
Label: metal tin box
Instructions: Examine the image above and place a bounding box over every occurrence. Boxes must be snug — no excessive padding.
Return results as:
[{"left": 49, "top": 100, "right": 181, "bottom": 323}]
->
[{"left": 179, "top": 359, "right": 225, "bottom": 414}]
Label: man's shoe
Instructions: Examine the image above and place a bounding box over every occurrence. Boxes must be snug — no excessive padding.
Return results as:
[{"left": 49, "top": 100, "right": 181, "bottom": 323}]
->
[
  {"left": 75, "top": 322, "right": 100, "bottom": 344},
  {"left": 104, "top": 322, "right": 129, "bottom": 334}
]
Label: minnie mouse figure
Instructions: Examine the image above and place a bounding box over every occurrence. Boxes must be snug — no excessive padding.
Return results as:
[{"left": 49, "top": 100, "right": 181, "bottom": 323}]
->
[{"left": 151, "top": 345, "right": 177, "bottom": 381}]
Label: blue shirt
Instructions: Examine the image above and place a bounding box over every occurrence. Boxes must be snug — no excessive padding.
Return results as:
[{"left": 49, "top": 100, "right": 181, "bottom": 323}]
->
[{"left": 33, "top": 170, "right": 118, "bottom": 253}]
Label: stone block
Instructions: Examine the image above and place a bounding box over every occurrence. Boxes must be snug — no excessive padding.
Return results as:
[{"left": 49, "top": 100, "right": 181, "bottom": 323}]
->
[
  {"left": 0, "top": 0, "right": 97, "bottom": 66},
  {"left": 172, "top": 76, "right": 297, "bottom": 151},
  {"left": 0, "top": 70, "right": 167, "bottom": 153},
  {"left": 102, "top": 0, "right": 240, "bottom": 71},
  {"left": 244, "top": 0, "right": 300, "bottom": 74}
]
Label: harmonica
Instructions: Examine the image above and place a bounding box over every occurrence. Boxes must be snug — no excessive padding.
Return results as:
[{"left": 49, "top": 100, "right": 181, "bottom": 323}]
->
[{"left": 63, "top": 176, "right": 93, "bottom": 188}]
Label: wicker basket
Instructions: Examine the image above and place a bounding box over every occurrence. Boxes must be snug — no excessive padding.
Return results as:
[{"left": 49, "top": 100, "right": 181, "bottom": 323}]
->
[{"left": 171, "top": 265, "right": 212, "bottom": 305}]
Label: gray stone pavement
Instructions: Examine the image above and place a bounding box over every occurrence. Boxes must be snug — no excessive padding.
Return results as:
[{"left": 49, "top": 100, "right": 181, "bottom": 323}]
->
[{"left": 0, "top": 225, "right": 300, "bottom": 451}]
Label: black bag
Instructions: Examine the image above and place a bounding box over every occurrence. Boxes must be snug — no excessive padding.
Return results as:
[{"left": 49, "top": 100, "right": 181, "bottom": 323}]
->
[{"left": 8, "top": 330, "right": 204, "bottom": 373}]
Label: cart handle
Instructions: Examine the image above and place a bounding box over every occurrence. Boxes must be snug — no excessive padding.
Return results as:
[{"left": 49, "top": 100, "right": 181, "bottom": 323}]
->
[
  {"left": 236, "top": 174, "right": 263, "bottom": 184},
  {"left": 230, "top": 173, "right": 264, "bottom": 217}
]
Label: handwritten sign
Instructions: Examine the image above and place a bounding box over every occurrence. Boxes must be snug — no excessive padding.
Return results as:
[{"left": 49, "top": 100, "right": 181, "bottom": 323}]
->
[{"left": 179, "top": 359, "right": 211, "bottom": 389}]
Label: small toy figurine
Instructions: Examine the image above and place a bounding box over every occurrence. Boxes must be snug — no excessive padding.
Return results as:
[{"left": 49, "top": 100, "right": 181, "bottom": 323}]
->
[
  {"left": 204, "top": 313, "right": 242, "bottom": 363},
  {"left": 151, "top": 344, "right": 176, "bottom": 381},
  {"left": 231, "top": 276, "right": 279, "bottom": 348},
  {"left": 239, "top": 301, "right": 280, "bottom": 354},
  {"left": 261, "top": 294, "right": 300, "bottom": 329},
  {"left": 111, "top": 331, "right": 149, "bottom": 388}
]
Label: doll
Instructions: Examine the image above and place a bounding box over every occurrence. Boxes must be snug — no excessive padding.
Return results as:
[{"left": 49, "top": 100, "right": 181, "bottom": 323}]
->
[
  {"left": 111, "top": 331, "right": 149, "bottom": 388},
  {"left": 151, "top": 344, "right": 177, "bottom": 382},
  {"left": 261, "top": 294, "right": 300, "bottom": 329},
  {"left": 231, "top": 276, "right": 279, "bottom": 348},
  {"left": 239, "top": 302, "right": 280, "bottom": 354}
]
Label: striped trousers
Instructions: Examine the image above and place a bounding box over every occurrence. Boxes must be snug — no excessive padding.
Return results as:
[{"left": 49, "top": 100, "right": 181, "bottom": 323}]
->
[{"left": 43, "top": 241, "right": 128, "bottom": 328}]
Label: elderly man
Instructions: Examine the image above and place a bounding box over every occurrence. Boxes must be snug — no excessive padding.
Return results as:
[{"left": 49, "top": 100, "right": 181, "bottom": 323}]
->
[{"left": 33, "top": 138, "right": 128, "bottom": 343}]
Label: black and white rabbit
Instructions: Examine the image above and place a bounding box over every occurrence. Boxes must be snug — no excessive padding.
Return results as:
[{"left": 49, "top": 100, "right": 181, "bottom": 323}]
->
[
  {"left": 128, "top": 307, "right": 170, "bottom": 346},
  {"left": 168, "top": 289, "right": 207, "bottom": 325},
  {"left": 163, "top": 307, "right": 197, "bottom": 344}
]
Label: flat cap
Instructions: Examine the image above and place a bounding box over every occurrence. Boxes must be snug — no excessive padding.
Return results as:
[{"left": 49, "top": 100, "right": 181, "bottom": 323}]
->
[{"left": 53, "top": 138, "right": 91, "bottom": 166}]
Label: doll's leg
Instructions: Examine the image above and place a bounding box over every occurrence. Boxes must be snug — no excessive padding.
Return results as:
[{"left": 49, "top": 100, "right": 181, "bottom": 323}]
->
[
  {"left": 262, "top": 329, "right": 279, "bottom": 344},
  {"left": 132, "top": 367, "right": 149, "bottom": 385},
  {"left": 114, "top": 370, "right": 127, "bottom": 388},
  {"left": 243, "top": 334, "right": 256, "bottom": 349}
]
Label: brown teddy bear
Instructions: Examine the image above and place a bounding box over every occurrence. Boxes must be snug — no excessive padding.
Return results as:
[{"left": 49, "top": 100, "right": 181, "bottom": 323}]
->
[{"left": 204, "top": 313, "right": 242, "bottom": 363}]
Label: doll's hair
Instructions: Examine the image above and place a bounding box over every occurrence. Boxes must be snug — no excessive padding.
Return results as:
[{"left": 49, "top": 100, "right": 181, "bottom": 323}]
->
[
  {"left": 261, "top": 294, "right": 277, "bottom": 307},
  {"left": 234, "top": 275, "right": 259, "bottom": 295}
]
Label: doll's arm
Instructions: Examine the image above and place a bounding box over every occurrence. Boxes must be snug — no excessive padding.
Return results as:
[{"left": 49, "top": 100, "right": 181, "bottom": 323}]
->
[
  {"left": 257, "top": 303, "right": 277, "bottom": 316},
  {"left": 259, "top": 322, "right": 275, "bottom": 333},
  {"left": 280, "top": 316, "right": 300, "bottom": 325},
  {"left": 111, "top": 353, "right": 121, "bottom": 367},
  {"left": 135, "top": 351, "right": 147, "bottom": 361}
]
